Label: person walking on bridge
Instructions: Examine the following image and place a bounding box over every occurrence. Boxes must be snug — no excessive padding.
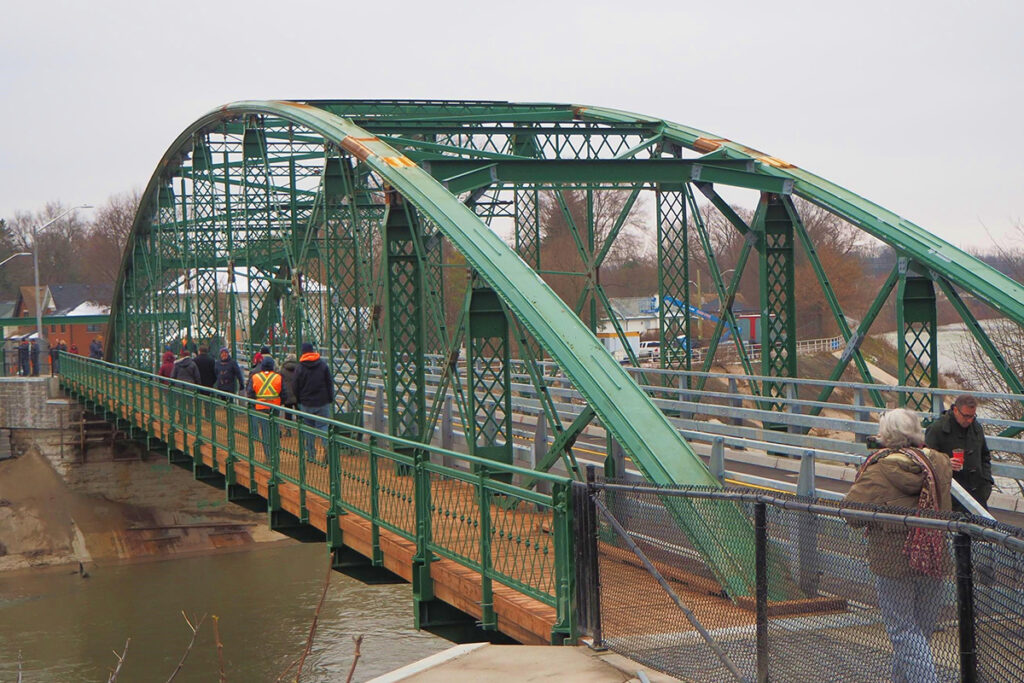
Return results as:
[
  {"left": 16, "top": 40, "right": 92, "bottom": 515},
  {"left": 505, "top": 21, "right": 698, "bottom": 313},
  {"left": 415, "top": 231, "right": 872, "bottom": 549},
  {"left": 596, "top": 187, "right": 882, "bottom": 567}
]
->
[
  {"left": 157, "top": 350, "right": 175, "bottom": 383},
  {"left": 193, "top": 345, "right": 217, "bottom": 420},
  {"left": 214, "top": 347, "right": 245, "bottom": 397},
  {"left": 29, "top": 339, "right": 40, "bottom": 376},
  {"left": 845, "top": 408, "right": 952, "bottom": 683},
  {"left": 50, "top": 339, "right": 67, "bottom": 376},
  {"left": 293, "top": 342, "right": 333, "bottom": 463},
  {"left": 280, "top": 353, "right": 299, "bottom": 435},
  {"left": 17, "top": 339, "right": 29, "bottom": 377},
  {"left": 246, "top": 356, "right": 291, "bottom": 460},
  {"left": 925, "top": 394, "right": 993, "bottom": 511},
  {"left": 89, "top": 336, "right": 103, "bottom": 360},
  {"left": 170, "top": 348, "right": 201, "bottom": 425}
]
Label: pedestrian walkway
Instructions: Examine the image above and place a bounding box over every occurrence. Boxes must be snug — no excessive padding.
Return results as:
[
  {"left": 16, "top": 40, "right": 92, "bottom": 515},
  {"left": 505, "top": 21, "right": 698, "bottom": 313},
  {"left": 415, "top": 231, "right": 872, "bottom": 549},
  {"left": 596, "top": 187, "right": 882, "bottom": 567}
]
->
[{"left": 367, "top": 644, "right": 681, "bottom": 682}]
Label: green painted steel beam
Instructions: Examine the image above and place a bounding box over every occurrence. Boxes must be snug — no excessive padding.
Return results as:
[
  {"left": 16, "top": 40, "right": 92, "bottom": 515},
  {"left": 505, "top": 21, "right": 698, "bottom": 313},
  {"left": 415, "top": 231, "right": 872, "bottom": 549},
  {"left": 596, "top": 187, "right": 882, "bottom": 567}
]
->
[
  {"left": 418, "top": 158, "right": 788, "bottom": 194},
  {"left": 0, "top": 314, "right": 111, "bottom": 327},
  {"left": 577, "top": 105, "right": 1024, "bottom": 328},
  {"left": 111, "top": 99, "right": 723, "bottom": 491},
  {"left": 104, "top": 98, "right": 1024, "bottom": 601}
]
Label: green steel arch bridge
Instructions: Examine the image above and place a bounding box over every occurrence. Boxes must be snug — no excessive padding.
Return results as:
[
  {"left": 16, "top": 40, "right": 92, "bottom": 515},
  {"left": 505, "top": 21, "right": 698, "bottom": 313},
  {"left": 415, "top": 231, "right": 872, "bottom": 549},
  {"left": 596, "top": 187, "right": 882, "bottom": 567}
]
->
[{"left": 71, "top": 99, "right": 1024, "bottom": 646}]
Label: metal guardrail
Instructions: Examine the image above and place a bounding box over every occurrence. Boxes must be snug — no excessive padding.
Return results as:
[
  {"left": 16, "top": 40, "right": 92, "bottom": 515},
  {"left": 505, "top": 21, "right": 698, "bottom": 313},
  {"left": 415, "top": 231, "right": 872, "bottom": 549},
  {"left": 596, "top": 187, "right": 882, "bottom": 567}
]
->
[
  {"left": 581, "top": 481, "right": 1024, "bottom": 683},
  {"left": 57, "top": 353, "right": 578, "bottom": 643},
  {"left": 346, "top": 358, "right": 1024, "bottom": 483},
  {"left": 183, "top": 348, "right": 1024, "bottom": 508}
]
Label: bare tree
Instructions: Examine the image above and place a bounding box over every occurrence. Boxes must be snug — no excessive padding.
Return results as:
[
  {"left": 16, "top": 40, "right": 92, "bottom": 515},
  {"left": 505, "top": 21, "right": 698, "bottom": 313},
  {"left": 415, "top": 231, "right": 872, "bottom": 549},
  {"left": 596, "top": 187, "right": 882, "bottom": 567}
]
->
[
  {"left": 538, "top": 188, "right": 647, "bottom": 324},
  {"left": 792, "top": 198, "right": 876, "bottom": 337},
  {"left": 81, "top": 191, "right": 140, "bottom": 285},
  {"left": 951, "top": 224, "right": 1024, "bottom": 424},
  {"left": 3, "top": 201, "right": 92, "bottom": 286}
]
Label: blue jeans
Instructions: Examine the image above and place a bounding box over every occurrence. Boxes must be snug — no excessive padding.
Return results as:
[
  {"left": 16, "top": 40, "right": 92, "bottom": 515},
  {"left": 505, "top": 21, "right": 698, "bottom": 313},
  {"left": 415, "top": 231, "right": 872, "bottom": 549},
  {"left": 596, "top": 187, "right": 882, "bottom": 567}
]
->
[
  {"left": 301, "top": 403, "right": 330, "bottom": 462},
  {"left": 876, "top": 574, "right": 944, "bottom": 683},
  {"left": 249, "top": 410, "right": 275, "bottom": 461}
]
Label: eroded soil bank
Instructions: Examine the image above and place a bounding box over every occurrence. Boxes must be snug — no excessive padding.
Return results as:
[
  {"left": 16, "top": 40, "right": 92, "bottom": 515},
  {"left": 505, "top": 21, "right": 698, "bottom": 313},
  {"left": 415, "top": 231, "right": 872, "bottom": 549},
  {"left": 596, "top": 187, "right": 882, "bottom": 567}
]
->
[{"left": 0, "top": 430, "right": 286, "bottom": 573}]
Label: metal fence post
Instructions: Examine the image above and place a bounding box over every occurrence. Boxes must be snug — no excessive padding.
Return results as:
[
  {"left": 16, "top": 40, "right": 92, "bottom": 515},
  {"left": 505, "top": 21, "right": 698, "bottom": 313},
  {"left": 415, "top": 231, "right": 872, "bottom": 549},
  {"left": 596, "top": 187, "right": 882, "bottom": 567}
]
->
[
  {"left": 478, "top": 466, "right": 495, "bottom": 630},
  {"left": 755, "top": 500, "right": 769, "bottom": 683},
  {"left": 797, "top": 450, "right": 816, "bottom": 498},
  {"left": 533, "top": 416, "right": 551, "bottom": 497},
  {"left": 372, "top": 386, "right": 385, "bottom": 433},
  {"left": 728, "top": 377, "right": 744, "bottom": 430},
  {"left": 575, "top": 467, "right": 603, "bottom": 647},
  {"left": 786, "top": 382, "right": 801, "bottom": 434},
  {"left": 853, "top": 389, "right": 869, "bottom": 443},
  {"left": 441, "top": 395, "right": 455, "bottom": 468},
  {"left": 955, "top": 533, "right": 977, "bottom": 683},
  {"left": 710, "top": 437, "right": 726, "bottom": 485}
]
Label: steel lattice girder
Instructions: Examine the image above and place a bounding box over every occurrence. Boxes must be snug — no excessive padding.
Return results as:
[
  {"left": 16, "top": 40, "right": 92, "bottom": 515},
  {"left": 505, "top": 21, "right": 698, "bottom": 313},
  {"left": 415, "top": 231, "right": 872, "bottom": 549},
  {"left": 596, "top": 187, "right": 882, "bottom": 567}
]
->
[{"left": 107, "top": 99, "right": 1024, "bottom": 598}]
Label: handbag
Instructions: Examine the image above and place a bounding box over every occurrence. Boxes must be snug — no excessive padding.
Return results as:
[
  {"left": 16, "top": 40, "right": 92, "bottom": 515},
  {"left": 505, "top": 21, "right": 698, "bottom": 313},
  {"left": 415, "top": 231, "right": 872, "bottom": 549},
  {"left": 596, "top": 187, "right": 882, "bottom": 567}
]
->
[{"left": 900, "top": 448, "right": 946, "bottom": 577}]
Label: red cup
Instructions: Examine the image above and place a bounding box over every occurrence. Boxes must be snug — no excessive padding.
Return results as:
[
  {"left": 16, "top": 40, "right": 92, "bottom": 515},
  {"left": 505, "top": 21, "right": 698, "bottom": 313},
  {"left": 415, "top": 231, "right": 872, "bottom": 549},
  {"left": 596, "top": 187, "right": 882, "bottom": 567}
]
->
[{"left": 952, "top": 449, "right": 964, "bottom": 468}]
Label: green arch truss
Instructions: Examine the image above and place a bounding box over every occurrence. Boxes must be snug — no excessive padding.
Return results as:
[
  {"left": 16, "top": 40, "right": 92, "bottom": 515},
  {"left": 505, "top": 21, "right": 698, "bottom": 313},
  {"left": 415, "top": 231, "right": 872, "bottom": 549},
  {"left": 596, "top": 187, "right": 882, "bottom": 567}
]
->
[
  {"left": 106, "top": 101, "right": 1024, "bottom": 594},
  {"left": 110, "top": 99, "right": 1024, "bottom": 476}
]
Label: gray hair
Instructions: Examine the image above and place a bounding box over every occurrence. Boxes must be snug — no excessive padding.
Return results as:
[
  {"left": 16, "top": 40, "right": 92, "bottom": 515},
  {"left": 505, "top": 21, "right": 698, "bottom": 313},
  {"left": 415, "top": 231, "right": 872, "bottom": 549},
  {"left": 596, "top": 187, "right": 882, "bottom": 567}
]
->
[
  {"left": 877, "top": 408, "right": 925, "bottom": 448},
  {"left": 954, "top": 394, "right": 978, "bottom": 410}
]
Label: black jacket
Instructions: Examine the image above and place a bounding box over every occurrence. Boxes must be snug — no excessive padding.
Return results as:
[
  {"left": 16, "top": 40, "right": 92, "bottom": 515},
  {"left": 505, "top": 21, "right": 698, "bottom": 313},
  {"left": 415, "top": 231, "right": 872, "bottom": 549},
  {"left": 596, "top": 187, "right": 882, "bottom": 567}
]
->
[
  {"left": 293, "top": 353, "right": 334, "bottom": 408},
  {"left": 925, "top": 410, "right": 993, "bottom": 506},
  {"left": 194, "top": 353, "right": 217, "bottom": 388}
]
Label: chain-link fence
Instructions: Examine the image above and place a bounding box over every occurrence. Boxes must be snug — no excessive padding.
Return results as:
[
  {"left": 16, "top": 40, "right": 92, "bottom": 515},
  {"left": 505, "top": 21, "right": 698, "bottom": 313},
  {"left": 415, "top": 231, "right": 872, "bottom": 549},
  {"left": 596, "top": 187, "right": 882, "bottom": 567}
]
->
[{"left": 573, "top": 480, "right": 1024, "bottom": 682}]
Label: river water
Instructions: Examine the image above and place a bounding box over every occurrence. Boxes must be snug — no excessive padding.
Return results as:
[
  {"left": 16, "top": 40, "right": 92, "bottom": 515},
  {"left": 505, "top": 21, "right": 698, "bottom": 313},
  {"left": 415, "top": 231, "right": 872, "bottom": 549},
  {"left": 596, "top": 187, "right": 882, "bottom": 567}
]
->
[{"left": 0, "top": 543, "right": 449, "bottom": 682}]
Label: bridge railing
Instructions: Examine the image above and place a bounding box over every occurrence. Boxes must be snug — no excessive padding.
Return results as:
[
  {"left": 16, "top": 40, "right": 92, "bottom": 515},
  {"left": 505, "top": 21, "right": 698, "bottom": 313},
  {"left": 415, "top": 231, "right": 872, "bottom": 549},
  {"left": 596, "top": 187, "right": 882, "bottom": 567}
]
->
[
  {"left": 582, "top": 481, "right": 1024, "bottom": 682},
  {"left": 57, "top": 354, "right": 577, "bottom": 640},
  {"left": 342, "top": 355, "right": 1024, "bottom": 491}
]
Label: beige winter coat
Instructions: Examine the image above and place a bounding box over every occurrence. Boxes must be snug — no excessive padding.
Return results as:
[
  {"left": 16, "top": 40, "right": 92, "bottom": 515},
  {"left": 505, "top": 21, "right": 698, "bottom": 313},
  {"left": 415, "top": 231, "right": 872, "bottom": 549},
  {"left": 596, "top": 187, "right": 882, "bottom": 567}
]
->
[{"left": 844, "top": 447, "right": 953, "bottom": 578}]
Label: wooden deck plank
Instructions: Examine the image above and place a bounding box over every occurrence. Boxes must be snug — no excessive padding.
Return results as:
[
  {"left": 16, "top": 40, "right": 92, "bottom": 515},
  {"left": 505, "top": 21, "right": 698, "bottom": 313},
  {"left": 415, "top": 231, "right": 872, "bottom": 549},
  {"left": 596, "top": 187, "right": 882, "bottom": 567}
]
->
[{"left": 88, "top": 390, "right": 562, "bottom": 644}]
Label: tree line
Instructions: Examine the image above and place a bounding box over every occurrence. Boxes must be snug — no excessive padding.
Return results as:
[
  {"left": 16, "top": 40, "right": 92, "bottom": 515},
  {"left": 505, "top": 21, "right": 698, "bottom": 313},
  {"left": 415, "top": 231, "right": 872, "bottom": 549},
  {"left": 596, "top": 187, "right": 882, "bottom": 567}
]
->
[
  {"left": 0, "top": 191, "right": 138, "bottom": 302},
  {"left": 2, "top": 190, "right": 1020, "bottom": 336}
]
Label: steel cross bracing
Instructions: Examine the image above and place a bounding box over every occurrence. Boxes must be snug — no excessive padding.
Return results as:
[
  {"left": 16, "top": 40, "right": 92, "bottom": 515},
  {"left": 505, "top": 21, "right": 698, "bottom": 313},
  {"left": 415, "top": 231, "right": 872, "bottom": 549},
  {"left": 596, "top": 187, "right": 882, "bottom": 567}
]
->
[{"left": 106, "top": 100, "right": 1024, "bottom": 596}]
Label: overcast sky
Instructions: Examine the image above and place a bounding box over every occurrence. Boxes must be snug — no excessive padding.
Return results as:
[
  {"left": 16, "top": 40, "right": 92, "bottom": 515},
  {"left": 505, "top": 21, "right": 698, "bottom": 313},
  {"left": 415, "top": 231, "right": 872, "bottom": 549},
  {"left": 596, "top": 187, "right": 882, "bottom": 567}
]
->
[{"left": 2, "top": 1, "right": 1021, "bottom": 252}]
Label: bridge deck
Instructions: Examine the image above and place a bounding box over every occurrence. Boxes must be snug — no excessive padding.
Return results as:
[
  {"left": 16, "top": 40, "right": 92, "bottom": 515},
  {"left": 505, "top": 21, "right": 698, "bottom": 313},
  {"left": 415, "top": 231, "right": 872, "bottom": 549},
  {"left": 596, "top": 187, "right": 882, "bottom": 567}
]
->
[{"left": 95, "top": 388, "right": 560, "bottom": 645}]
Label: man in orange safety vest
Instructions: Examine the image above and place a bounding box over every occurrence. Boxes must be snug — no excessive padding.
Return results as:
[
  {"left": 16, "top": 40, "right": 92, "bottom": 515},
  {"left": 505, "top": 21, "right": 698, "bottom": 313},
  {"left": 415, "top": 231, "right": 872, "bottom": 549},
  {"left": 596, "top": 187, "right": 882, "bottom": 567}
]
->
[{"left": 246, "top": 356, "right": 292, "bottom": 458}]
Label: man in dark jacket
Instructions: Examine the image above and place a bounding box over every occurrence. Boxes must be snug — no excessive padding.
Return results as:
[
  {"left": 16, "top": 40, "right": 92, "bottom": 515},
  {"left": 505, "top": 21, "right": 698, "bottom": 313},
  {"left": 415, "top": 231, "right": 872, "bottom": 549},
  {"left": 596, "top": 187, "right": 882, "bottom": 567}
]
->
[
  {"left": 193, "top": 346, "right": 217, "bottom": 418},
  {"left": 89, "top": 336, "right": 104, "bottom": 360},
  {"left": 293, "top": 342, "right": 334, "bottom": 462},
  {"left": 925, "top": 394, "right": 993, "bottom": 510},
  {"left": 194, "top": 346, "right": 216, "bottom": 388},
  {"left": 214, "top": 347, "right": 245, "bottom": 396},
  {"left": 29, "top": 339, "right": 40, "bottom": 376},
  {"left": 170, "top": 349, "right": 201, "bottom": 425},
  {"left": 17, "top": 339, "right": 29, "bottom": 376}
]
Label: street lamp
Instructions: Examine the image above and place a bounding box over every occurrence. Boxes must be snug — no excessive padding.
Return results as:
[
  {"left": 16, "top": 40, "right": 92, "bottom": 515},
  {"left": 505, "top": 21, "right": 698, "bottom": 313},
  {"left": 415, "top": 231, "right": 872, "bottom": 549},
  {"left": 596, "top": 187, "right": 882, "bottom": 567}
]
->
[
  {"left": 0, "top": 252, "right": 31, "bottom": 269},
  {"left": 31, "top": 205, "right": 92, "bottom": 364}
]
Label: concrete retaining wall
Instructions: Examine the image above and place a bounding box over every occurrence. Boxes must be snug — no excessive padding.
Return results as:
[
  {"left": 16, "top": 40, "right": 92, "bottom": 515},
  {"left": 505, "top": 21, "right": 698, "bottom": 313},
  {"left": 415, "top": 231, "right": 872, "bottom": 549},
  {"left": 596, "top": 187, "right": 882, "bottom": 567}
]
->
[{"left": 0, "top": 377, "right": 78, "bottom": 430}]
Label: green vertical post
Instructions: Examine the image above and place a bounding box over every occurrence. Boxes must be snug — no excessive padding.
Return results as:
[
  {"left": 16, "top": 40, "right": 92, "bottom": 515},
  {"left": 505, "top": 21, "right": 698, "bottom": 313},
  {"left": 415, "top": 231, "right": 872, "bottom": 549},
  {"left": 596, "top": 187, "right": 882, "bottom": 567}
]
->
[
  {"left": 897, "top": 258, "right": 938, "bottom": 411},
  {"left": 466, "top": 280, "right": 513, "bottom": 481},
  {"left": 323, "top": 154, "right": 364, "bottom": 426},
  {"left": 656, "top": 173, "right": 689, "bottom": 373},
  {"left": 190, "top": 135, "right": 221, "bottom": 350},
  {"left": 756, "top": 193, "right": 797, "bottom": 419},
  {"left": 383, "top": 192, "right": 432, "bottom": 605},
  {"left": 549, "top": 480, "right": 576, "bottom": 644},
  {"left": 478, "top": 468, "right": 495, "bottom": 629},
  {"left": 242, "top": 122, "right": 272, "bottom": 350},
  {"left": 383, "top": 193, "right": 427, "bottom": 447}
]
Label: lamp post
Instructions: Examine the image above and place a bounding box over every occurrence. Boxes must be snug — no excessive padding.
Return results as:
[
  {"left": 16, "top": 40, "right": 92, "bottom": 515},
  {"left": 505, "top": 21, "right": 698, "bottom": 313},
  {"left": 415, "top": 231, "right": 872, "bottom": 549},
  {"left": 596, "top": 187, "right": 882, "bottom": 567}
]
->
[
  {"left": 31, "top": 205, "right": 92, "bottom": 366},
  {"left": 0, "top": 252, "right": 31, "bottom": 269}
]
